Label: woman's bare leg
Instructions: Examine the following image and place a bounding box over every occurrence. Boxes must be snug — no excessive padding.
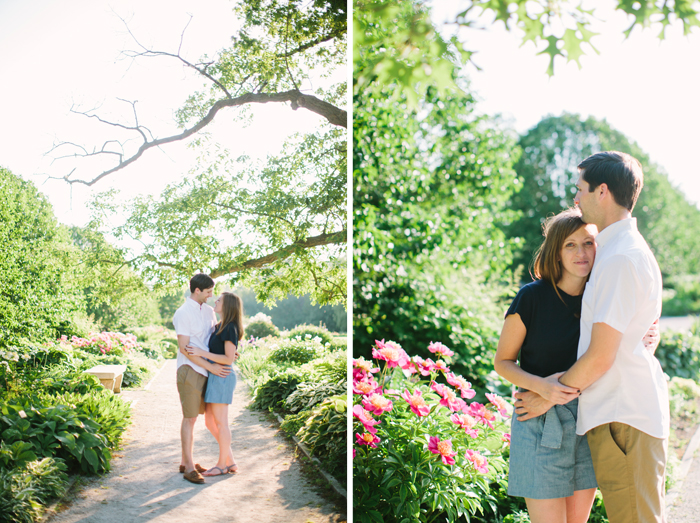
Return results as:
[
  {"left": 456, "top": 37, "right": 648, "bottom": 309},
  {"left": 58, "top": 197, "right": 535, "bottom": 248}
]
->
[
  {"left": 565, "top": 488, "right": 597, "bottom": 523},
  {"left": 204, "top": 403, "right": 220, "bottom": 444},
  {"left": 202, "top": 403, "right": 235, "bottom": 474},
  {"left": 525, "top": 498, "right": 567, "bottom": 523}
]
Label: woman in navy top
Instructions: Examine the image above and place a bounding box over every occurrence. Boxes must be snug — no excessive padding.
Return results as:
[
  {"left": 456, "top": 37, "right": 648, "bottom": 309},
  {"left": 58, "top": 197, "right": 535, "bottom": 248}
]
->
[
  {"left": 185, "top": 291, "right": 243, "bottom": 476},
  {"left": 494, "top": 209, "right": 659, "bottom": 523}
]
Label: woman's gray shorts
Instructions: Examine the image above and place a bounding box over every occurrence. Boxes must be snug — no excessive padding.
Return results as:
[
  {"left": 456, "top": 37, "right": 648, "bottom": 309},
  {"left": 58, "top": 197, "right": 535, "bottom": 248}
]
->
[{"left": 508, "top": 398, "right": 597, "bottom": 499}]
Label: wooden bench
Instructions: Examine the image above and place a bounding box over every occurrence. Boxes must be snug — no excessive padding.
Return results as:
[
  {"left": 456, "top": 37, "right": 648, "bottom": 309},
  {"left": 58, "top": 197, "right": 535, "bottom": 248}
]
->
[{"left": 84, "top": 364, "right": 127, "bottom": 393}]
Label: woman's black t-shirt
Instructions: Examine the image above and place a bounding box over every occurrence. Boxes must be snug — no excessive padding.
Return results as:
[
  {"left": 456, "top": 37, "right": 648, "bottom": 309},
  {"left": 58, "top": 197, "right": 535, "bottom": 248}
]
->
[
  {"left": 208, "top": 322, "right": 239, "bottom": 356},
  {"left": 505, "top": 279, "right": 582, "bottom": 378}
]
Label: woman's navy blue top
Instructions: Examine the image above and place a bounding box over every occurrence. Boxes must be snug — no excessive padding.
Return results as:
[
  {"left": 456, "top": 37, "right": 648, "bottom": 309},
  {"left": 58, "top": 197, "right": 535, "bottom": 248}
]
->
[
  {"left": 208, "top": 323, "right": 239, "bottom": 356},
  {"left": 505, "top": 279, "right": 582, "bottom": 378}
]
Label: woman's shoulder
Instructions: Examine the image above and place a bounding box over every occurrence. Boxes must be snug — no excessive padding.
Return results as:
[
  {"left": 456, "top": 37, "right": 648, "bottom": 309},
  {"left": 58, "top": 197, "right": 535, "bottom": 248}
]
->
[{"left": 516, "top": 279, "right": 550, "bottom": 296}]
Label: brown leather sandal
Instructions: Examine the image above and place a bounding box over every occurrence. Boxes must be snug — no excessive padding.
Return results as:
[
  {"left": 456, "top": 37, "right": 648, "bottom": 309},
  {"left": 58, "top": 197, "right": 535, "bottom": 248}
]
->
[
  {"left": 179, "top": 464, "right": 206, "bottom": 474},
  {"left": 183, "top": 469, "right": 205, "bottom": 484}
]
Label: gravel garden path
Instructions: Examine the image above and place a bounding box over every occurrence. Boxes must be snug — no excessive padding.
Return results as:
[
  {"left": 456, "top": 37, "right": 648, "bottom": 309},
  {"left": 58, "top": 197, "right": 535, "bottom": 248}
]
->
[{"left": 46, "top": 359, "right": 345, "bottom": 523}]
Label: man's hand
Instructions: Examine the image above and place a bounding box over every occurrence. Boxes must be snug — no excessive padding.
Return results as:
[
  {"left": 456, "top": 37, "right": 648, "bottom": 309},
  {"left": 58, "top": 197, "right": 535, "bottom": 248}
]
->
[
  {"left": 209, "top": 363, "right": 232, "bottom": 378},
  {"left": 513, "top": 390, "right": 554, "bottom": 421}
]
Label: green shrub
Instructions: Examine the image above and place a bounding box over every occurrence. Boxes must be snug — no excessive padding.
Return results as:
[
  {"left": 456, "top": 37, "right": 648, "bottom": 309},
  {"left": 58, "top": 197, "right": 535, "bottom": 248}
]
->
[
  {"left": 0, "top": 458, "right": 69, "bottom": 523},
  {"left": 251, "top": 370, "right": 305, "bottom": 411},
  {"left": 298, "top": 395, "right": 347, "bottom": 479},
  {"left": 280, "top": 411, "right": 311, "bottom": 436},
  {"left": 328, "top": 336, "right": 347, "bottom": 352},
  {"left": 236, "top": 338, "right": 278, "bottom": 387},
  {"left": 656, "top": 331, "right": 700, "bottom": 381},
  {"left": 301, "top": 349, "right": 347, "bottom": 384},
  {"left": 0, "top": 391, "right": 130, "bottom": 475},
  {"left": 662, "top": 275, "right": 700, "bottom": 316},
  {"left": 246, "top": 320, "right": 280, "bottom": 339},
  {"left": 268, "top": 339, "right": 323, "bottom": 365},
  {"left": 287, "top": 324, "right": 335, "bottom": 345},
  {"left": 285, "top": 380, "right": 348, "bottom": 414}
]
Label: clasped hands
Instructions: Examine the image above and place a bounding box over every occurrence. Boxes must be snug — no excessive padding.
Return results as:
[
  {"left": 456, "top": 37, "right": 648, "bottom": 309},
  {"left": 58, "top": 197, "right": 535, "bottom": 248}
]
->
[
  {"left": 513, "top": 372, "right": 578, "bottom": 422},
  {"left": 179, "top": 344, "right": 239, "bottom": 378}
]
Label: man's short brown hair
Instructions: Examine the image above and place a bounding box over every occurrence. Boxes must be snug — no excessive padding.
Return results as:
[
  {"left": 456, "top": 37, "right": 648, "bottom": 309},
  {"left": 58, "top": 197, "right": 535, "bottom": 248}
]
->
[
  {"left": 189, "top": 273, "right": 214, "bottom": 293},
  {"left": 578, "top": 151, "right": 644, "bottom": 211}
]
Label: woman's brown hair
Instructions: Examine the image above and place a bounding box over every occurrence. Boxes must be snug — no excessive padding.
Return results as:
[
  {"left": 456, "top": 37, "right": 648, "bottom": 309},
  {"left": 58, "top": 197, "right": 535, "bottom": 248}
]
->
[
  {"left": 217, "top": 292, "right": 245, "bottom": 340},
  {"left": 531, "top": 208, "right": 587, "bottom": 303}
]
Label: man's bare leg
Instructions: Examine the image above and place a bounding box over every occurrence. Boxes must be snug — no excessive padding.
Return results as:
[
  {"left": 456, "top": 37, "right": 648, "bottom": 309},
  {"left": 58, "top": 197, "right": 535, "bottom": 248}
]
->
[{"left": 180, "top": 416, "right": 197, "bottom": 472}]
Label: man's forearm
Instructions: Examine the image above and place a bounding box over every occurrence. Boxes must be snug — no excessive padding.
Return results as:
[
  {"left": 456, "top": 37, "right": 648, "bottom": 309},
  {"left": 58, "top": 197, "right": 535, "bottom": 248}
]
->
[{"left": 559, "top": 322, "right": 622, "bottom": 390}]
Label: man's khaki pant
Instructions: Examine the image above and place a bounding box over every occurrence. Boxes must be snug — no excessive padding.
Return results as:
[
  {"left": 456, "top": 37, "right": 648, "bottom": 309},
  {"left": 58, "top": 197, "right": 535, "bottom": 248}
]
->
[{"left": 587, "top": 422, "right": 667, "bottom": 523}]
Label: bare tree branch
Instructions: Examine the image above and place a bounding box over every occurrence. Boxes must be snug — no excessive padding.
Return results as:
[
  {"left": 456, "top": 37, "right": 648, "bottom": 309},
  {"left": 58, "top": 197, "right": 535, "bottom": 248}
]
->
[
  {"left": 209, "top": 229, "right": 346, "bottom": 278},
  {"left": 56, "top": 90, "right": 347, "bottom": 186},
  {"left": 277, "top": 28, "right": 345, "bottom": 58}
]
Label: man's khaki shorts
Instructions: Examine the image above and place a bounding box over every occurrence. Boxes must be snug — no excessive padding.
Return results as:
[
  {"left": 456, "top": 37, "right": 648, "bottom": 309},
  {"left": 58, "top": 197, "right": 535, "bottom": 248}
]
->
[{"left": 176, "top": 365, "right": 207, "bottom": 418}]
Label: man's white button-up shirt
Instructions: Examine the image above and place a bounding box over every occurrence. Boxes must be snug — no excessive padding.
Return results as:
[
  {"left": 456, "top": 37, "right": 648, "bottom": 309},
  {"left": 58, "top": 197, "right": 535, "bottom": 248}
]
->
[
  {"left": 172, "top": 297, "right": 217, "bottom": 377},
  {"left": 576, "top": 218, "right": 669, "bottom": 439}
]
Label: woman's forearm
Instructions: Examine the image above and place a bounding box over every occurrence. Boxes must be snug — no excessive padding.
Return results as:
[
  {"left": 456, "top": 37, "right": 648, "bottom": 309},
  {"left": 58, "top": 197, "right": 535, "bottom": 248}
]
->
[
  {"left": 494, "top": 359, "right": 545, "bottom": 394},
  {"left": 201, "top": 351, "right": 233, "bottom": 365}
]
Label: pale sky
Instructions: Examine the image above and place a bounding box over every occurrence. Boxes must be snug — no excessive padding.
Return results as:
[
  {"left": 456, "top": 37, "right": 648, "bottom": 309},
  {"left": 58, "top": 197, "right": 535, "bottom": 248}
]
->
[
  {"left": 0, "top": 0, "right": 336, "bottom": 227},
  {"left": 431, "top": 1, "right": 700, "bottom": 207}
]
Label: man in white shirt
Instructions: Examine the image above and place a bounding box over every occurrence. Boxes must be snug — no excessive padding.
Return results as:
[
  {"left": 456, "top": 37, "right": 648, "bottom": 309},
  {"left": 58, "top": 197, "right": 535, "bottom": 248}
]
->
[
  {"left": 172, "top": 273, "right": 231, "bottom": 484},
  {"left": 517, "top": 152, "right": 668, "bottom": 523}
]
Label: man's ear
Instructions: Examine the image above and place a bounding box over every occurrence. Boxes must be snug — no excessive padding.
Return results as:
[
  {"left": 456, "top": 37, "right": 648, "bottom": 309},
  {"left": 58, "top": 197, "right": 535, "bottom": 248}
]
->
[{"left": 597, "top": 183, "right": 609, "bottom": 201}]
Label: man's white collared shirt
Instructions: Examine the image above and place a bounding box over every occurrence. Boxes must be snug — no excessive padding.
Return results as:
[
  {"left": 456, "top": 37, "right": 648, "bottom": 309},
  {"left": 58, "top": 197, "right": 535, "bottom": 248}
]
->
[
  {"left": 576, "top": 218, "right": 669, "bottom": 438},
  {"left": 172, "top": 298, "right": 216, "bottom": 377}
]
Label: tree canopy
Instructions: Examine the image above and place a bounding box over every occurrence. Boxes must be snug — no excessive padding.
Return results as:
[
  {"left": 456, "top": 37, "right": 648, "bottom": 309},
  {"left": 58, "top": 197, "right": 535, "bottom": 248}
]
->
[
  {"left": 354, "top": 0, "right": 522, "bottom": 386},
  {"left": 46, "top": 0, "right": 347, "bottom": 305}
]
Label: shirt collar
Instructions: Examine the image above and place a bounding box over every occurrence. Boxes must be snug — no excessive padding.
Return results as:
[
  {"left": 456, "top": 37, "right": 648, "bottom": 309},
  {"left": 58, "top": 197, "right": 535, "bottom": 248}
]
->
[
  {"left": 595, "top": 217, "right": 637, "bottom": 250},
  {"left": 186, "top": 297, "right": 204, "bottom": 310}
]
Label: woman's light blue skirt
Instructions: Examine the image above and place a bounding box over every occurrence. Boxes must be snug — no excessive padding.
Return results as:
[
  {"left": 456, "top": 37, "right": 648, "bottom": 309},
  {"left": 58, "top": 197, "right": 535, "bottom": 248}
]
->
[
  {"left": 204, "top": 369, "right": 237, "bottom": 404},
  {"left": 508, "top": 398, "right": 597, "bottom": 499}
]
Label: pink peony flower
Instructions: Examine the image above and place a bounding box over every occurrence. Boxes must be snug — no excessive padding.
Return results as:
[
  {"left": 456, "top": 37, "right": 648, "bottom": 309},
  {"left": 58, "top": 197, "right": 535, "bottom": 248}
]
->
[
  {"left": 411, "top": 356, "right": 435, "bottom": 376},
  {"left": 486, "top": 393, "right": 510, "bottom": 418},
  {"left": 431, "top": 382, "right": 466, "bottom": 412},
  {"left": 353, "top": 405, "right": 380, "bottom": 434},
  {"left": 502, "top": 433, "right": 511, "bottom": 445},
  {"left": 401, "top": 388, "right": 431, "bottom": 417},
  {"left": 465, "top": 449, "right": 489, "bottom": 474},
  {"left": 450, "top": 412, "right": 479, "bottom": 438},
  {"left": 432, "top": 360, "right": 450, "bottom": 373},
  {"left": 356, "top": 432, "right": 381, "bottom": 448},
  {"left": 353, "top": 376, "right": 381, "bottom": 396},
  {"left": 427, "top": 341, "right": 454, "bottom": 358},
  {"left": 428, "top": 436, "right": 457, "bottom": 465},
  {"left": 353, "top": 357, "right": 380, "bottom": 374},
  {"left": 372, "top": 340, "right": 411, "bottom": 369},
  {"left": 362, "top": 393, "right": 394, "bottom": 415},
  {"left": 445, "top": 372, "right": 476, "bottom": 399},
  {"left": 467, "top": 402, "right": 496, "bottom": 429}
]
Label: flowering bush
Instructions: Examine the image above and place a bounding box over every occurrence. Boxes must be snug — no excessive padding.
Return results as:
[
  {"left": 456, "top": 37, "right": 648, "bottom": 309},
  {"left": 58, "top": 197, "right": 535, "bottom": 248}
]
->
[
  {"left": 353, "top": 340, "right": 512, "bottom": 523},
  {"left": 59, "top": 332, "right": 139, "bottom": 357}
]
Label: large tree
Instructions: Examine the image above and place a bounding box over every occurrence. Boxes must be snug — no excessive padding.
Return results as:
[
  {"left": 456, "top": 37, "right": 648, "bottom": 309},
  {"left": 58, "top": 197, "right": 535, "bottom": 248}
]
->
[
  {"left": 46, "top": 0, "right": 347, "bottom": 305},
  {"left": 354, "top": 0, "right": 522, "bottom": 387},
  {"left": 508, "top": 113, "right": 700, "bottom": 279}
]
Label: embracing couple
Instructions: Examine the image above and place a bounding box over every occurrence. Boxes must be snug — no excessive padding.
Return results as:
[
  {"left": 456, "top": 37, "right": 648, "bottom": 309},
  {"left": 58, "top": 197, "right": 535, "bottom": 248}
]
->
[
  {"left": 173, "top": 273, "right": 244, "bottom": 484},
  {"left": 495, "top": 151, "right": 669, "bottom": 523}
]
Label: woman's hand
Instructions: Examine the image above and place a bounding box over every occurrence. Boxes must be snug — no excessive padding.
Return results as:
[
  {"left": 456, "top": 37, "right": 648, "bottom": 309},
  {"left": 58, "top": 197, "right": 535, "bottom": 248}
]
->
[
  {"left": 185, "top": 345, "right": 205, "bottom": 358},
  {"left": 643, "top": 319, "right": 660, "bottom": 355},
  {"left": 535, "top": 372, "right": 580, "bottom": 405}
]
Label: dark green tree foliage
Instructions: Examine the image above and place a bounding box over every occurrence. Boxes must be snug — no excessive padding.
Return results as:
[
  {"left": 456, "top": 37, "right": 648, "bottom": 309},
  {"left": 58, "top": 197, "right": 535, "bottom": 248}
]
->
[
  {"left": 237, "top": 287, "right": 346, "bottom": 332},
  {"left": 354, "top": 2, "right": 522, "bottom": 386},
  {"left": 0, "top": 167, "right": 81, "bottom": 347},
  {"left": 508, "top": 113, "right": 700, "bottom": 279}
]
